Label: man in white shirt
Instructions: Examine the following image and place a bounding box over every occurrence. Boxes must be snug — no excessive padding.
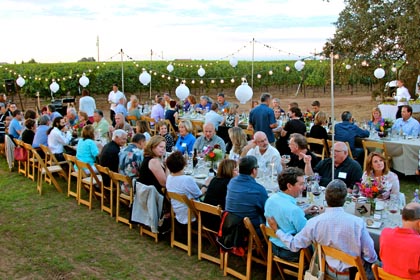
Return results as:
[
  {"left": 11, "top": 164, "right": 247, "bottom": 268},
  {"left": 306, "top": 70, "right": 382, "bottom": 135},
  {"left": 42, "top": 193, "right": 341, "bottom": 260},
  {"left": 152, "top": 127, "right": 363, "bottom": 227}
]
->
[
  {"left": 205, "top": 103, "right": 224, "bottom": 131},
  {"left": 394, "top": 79, "right": 411, "bottom": 118},
  {"left": 79, "top": 89, "right": 96, "bottom": 123},
  {"left": 246, "top": 131, "right": 282, "bottom": 174},
  {"left": 150, "top": 97, "right": 165, "bottom": 125},
  {"left": 108, "top": 83, "right": 125, "bottom": 125}
]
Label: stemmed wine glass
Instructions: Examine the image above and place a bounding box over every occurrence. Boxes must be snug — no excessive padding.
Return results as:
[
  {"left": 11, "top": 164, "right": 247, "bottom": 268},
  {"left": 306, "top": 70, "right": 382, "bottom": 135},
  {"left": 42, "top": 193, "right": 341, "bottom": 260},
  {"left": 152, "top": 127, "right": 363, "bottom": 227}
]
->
[
  {"left": 352, "top": 185, "right": 361, "bottom": 201},
  {"left": 311, "top": 181, "right": 322, "bottom": 206}
]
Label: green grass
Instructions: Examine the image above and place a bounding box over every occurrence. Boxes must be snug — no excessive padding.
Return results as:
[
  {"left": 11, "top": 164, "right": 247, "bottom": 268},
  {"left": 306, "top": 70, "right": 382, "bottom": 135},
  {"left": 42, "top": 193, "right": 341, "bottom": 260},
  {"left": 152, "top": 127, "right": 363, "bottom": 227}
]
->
[{"left": 0, "top": 157, "right": 418, "bottom": 279}]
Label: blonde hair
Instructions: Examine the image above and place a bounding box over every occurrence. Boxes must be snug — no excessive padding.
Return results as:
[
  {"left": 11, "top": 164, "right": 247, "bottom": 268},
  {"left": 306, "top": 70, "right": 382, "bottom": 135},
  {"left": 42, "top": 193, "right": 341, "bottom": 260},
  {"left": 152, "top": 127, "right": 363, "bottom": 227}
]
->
[
  {"left": 228, "top": 127, "right": 247, "bottom": 155},
  {"left": 178, "top": 120, "right": 192, "bottom": 133},
  {"left": 314, "top": 111, "right": 327, "bottom": 126},
  {"left": 228, "top": 104, "right": 239, "bottom": 114},
  {"left": 371, "top": 107, "right": 382, "bottom": 122}
]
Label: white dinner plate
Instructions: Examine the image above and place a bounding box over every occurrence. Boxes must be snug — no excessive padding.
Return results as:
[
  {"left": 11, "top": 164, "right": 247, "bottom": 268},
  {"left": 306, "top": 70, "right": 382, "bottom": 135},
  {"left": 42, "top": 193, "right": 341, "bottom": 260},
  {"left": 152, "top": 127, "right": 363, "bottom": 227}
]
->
[
  {"left": 366, "top": 220, "right": 382, "bottom": 229},
  {"left": 194, "top": 174, "right": 207, "bottom": 179}
]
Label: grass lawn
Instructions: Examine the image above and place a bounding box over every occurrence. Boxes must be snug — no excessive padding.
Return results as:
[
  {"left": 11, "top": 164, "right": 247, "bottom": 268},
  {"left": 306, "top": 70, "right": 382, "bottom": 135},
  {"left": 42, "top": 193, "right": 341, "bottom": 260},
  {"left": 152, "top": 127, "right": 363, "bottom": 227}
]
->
[{"left": 0, "top": 157, "right": 418, "bottom": 279}]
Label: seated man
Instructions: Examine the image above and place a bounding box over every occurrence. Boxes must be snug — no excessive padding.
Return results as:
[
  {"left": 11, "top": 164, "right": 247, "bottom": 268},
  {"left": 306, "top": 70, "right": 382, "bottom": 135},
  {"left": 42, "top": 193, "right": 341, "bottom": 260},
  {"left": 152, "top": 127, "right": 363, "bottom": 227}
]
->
[
  {"left": 92, "top": 109, "right": 110, "bottom": 140},
  {"left": 391, "top": 105, "right": 420, "bottom": 137},
  {"left": 264, "top": 167, "right": 318, "bottom": 262},
  {"left": 205, "top": 103, "right": 224, "bottom": 131},
  {"left": 193, "top": 122, "right": 226, "bottom": 154},
  {"left": 281, "top": 133, "right": 319, "bottom": 171},
  {"left": 99, "top": 129, "right": 127, "bottom": 178},
  {"left": 268, "top": 179, "right": 377, "bottom": 279},
  {"left": 304, "top": 141, "right": 362, "bottom": 192},
  {"left": 47, "top": 104, "right": 62, "bottom": 122},
  {"left": 195, "top": 96, "right": 212, "bottom": 113},
  {"left": 118, "top": 133, "right": 146, "bottom": 194},
  {"left": 8, "top": 109, "right": 23, "bottom": 139},
  {"left": 225, "top": 155, "right": 268, "bottom": 230},
  {"left": 65, "top": 107, "right": 79, "bottom": 127},
  {"left": 335, "top": 111, "right": 369, "bottom": 160},
  {"left": 380, "top": 202, "right": 420, "bottom": 279},
  {"left": 110, "top": 113, "right": 133, "bottom": 137},
  {"left": 246, "top": 131, "right": 282, "bottom": 175}
]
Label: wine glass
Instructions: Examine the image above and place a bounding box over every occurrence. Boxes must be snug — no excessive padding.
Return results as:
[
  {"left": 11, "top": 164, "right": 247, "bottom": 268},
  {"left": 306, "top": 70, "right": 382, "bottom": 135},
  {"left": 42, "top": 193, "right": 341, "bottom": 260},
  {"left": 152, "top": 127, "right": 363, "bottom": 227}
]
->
[
  {"left": 352, "top": 185, "right": 360, "bottom": 201},
  {"left": 310, "top": 181, "right": 322, "bottom": 206},
  {"left": 281, "top": 154, "right": 291, "bottom": 164}
]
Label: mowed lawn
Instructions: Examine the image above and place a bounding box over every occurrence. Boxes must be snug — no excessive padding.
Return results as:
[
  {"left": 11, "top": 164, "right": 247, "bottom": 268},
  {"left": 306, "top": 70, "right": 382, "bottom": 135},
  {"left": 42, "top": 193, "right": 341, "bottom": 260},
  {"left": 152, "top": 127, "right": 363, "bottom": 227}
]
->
[{"left": 0, "top": 157, "right": 418, "bottom": 279}]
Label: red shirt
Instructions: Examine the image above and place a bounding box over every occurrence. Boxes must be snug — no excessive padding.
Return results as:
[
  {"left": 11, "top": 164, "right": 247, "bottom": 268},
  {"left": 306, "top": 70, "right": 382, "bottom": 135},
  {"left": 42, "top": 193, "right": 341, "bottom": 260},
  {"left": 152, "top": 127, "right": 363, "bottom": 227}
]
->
[{"left": 380, "top": 227, "right": 420, "bottom": 279}]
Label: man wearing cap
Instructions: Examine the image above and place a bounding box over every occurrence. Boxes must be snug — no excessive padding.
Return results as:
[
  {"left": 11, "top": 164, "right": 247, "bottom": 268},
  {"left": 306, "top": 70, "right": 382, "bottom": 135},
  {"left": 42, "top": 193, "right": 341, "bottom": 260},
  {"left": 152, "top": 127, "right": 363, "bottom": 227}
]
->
[
  {"left": 216, "top": 93, "right": 230, "bottom": 111},
  {"left": 108, "top": 83, "right": 126, "bottom": 126}
]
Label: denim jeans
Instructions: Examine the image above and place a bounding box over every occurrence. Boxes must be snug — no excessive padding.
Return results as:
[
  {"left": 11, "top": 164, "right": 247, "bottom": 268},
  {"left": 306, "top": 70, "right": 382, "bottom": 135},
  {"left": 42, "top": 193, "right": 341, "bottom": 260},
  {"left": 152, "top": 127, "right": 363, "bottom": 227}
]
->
[{"left": 271, "top": 243, "right": 300, "bottom": 263}]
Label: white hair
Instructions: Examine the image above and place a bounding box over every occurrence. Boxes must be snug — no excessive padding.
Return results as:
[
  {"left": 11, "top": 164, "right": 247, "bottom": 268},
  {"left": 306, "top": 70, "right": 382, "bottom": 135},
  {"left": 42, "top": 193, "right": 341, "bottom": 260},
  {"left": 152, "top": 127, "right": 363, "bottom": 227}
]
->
[{"left": 112, "top": 129, "right": 127, "bottom": 141}]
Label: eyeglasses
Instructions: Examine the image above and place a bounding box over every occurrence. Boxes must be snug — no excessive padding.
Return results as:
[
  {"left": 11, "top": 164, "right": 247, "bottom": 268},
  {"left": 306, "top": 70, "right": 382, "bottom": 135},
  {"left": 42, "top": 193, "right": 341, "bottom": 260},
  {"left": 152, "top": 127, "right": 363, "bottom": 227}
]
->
[{"left": 331, "top": 149, "right": 344, "bottom": 153}]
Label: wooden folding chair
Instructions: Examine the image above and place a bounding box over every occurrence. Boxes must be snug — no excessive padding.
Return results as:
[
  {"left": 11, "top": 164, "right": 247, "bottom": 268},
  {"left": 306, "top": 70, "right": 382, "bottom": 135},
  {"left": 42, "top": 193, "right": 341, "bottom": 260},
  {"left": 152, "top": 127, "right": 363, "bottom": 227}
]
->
[
  {"left": 306, "top": 136, "right": 328, "bottom": 160},
  {"left": 23, "top": 143, "right": 38, "bottom": 181},
  {"left": 95, "top": 164, "right": 115, "bottom": 217},
  {"left": 362, "top": 140, "right": 391, "bottom": 171},
  {"left": 260, "top": 224, "right": 310, "bottom": 280},
  {"left": 39, "top": 144, "right": 68, "bottom": 184},
  {"left": 31, "top": 148, "right": 63, "bottom": 194},
  {"left": 223, "top": 217, "right": 267, "bottom": 280},
  {"left": 126, "top": 115, "right": 138, "bottom": 126},
  {"left": 63, "top": 154, "right": 79, "bottom": 200},
  {"left": 191, "top": 120, "right": 204, "bottom": 137},
  {"left": 327, "top": 140, "right": 353, "bottom": 159},
  {"left": 164, "top": 119, "right": 177, "bottom": 140},
  {"left": 320, "top": 245, "right": 368, "bottom": 280},
  {"left": 191, "top": 200, "right": 223, "bottom": 268},
  {"left": 74, "top": 159, "right": 102, "bottom": 210},
  {"left": 371, "top": 263, "right": 410, "bottom": 280},
  {"left": 167, "top": 191, "right": 198, "bottom": 256},
  {"left": 141, "top": 115, "right": 157, "bottom": 135},
  {"left": 243, "top": 128, "right": 254, "bottom": 139},
  {"left": 14, "top": 139, "right": 28, "bottom": 177},
  {"left": 109, "top": 170, "right": 134, "bottom": 229}
]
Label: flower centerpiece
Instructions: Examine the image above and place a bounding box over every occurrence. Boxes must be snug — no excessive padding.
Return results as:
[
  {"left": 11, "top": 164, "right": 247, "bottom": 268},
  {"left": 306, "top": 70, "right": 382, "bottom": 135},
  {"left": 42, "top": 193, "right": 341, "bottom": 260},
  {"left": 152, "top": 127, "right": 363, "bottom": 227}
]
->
[
  {"left": 73, "top": 122, "right": 87, "bottom": 137},
  {"left": 203, "top": 144, "right": 224, "bottom": 173},
  {"left": 356, "top": 177, "right": 385, "bottom": 213},
  {"left": 378, "top": 118, "right": 393, "bottom": 138}
]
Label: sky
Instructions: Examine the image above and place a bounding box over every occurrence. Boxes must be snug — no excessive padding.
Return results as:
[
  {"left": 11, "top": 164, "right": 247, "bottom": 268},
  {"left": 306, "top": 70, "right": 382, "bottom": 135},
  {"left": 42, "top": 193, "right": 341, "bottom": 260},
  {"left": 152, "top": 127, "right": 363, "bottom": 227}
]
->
[{"left": 0, "top": 0, "right": 345, "bottom": 63}]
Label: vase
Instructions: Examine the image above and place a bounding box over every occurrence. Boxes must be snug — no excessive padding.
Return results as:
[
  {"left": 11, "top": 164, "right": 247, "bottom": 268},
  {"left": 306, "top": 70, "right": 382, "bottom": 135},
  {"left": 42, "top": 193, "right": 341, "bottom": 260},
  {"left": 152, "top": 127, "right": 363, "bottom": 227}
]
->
[
  {"left": 208, "top": 161, "right": 218, "bottom": 176},
  {"left": 368, "top": 199, "right": 376, "bottom": 215}
]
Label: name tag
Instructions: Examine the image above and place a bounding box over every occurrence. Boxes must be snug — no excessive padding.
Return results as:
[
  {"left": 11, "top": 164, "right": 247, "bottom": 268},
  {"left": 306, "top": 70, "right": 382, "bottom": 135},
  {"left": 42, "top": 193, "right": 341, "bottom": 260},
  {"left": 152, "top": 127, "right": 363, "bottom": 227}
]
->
[
  {"left": 338, "top": 172, "right": 347, "bottom": 179},
  {"left": 181, "top": 143, "right": 187, "bottom": 148}
]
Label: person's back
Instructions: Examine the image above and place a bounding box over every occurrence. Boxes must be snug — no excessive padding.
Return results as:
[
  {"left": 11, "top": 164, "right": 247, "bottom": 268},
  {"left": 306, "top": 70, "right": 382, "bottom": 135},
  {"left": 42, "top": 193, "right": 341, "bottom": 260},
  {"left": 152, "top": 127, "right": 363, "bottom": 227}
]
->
[{"left": 380, "top": 202, "right": 420, "bottom": 279}]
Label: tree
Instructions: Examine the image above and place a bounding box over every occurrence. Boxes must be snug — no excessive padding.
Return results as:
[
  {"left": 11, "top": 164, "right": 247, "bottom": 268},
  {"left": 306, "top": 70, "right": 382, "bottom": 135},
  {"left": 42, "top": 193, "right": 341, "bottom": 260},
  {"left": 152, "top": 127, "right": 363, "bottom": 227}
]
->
[
  {"left": 78, "top": 57, "right": 96, "bottom": 62},
  {"left": 324, "top": 0, "right": 420, "bottom": 97}
]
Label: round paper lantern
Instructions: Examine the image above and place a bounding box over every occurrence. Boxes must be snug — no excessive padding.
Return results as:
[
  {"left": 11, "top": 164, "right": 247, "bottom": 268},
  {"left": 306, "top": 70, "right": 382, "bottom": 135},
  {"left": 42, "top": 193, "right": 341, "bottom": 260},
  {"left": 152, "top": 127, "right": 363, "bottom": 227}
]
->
[
  {"left": 78, "top": 73, "right": 89, "bottom": 87},
  {"left": 294, "top": 60, "right": 304, "bottom": 71},
  {"left": 391, "top": 66, "right": 397, "bottom": 72},
  {"left": 139, "top": 70, "right": 151, "bottom": 85},
  {"left": 175, "top": 83, "right": 190, "bottom": 100},
  {"left": 167, "top": 63, "right": 174, "bottom": 72},
  {"left": 374, "top": 68, "right": 385, "bottom": 79},
  {"left": 235, "top": 81, "right": 253, "bottom": 104},
  {"left": 197, "top": 66, "right": 205, "bottom": 77},
  {"left": 229, "top": 57, "right": 238, "bottom": 67},
  {"left": 285, "top": 65, "right": 291, "bottom": 72},
  {"left": 345, "top": 64, "right": 352, "bottom": 70},
  {"left": 49, "top": 81, "right": 59, "bottom": 93},
  {"left": 16, "top": 75, "right": 25, "bottom": 87}
]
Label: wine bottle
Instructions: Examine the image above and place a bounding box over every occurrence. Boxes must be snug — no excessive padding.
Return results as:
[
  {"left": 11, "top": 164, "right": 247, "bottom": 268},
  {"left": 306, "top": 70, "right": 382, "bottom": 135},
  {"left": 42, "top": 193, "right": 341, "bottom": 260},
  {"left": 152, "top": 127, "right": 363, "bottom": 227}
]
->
[{"left": 193, "top": 148, "right": 198, "bottom": 168}]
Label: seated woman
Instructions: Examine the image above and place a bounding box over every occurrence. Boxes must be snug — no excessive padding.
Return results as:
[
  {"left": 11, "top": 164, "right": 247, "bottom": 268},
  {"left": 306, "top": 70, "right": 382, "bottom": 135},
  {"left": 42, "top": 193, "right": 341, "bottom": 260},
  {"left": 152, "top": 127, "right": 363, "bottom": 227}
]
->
[
  {"left": 47, "top": 116, "right": 72, "bottom": 161},
  {"left": 21, "top": 118, "right": 36, "bottom": 145},
  {"left": 175, "top": 120, "right": 196, "bottom": 154},
  {"left": 224, "top": 104, "right": 239, "bottom": 128},
  {"left": 308, "top": 111, "right": 328, "bottom": 155},
  {"left": 282, "top": 133, "right": 320, "bottom": 170},
  {"left": 166, "top": 151, "right": 205, "bottom": 225},
  {"left": 228, "top": 127, "right": 248, "bottom": 161},
  {"left": 157, "top": 121, "right": 174, "bottom": 153},
  {"left": 73, "top": 111, "right": 92, "bottom": 137},
  {"left": 367, "top": 107, "right": 384, "bottom": 131},
  {"left": 76, "top": 125, "right": 99, "bottom": 174},
  {"left": 135, "top": 120, "right": 151, "bottom": 141},
  {"left": 164, "top": 100, "right": 178, "bottom": 132},
  {"left": 127, "top": 96, "right": 142, "bottom": 125},
  {"left": 361, "top": 151, "right": 399, "bottom": 200}
]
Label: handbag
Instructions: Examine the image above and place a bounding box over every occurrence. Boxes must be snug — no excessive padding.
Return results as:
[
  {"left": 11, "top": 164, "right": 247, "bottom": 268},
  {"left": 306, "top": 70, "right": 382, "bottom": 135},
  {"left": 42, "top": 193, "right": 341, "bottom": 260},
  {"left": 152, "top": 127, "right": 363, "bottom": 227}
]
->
[
  {"left": 14, "top": 145, "right": 27, "bottom": 161},
  {"left": 304, "top": 244, "right": 325, "bottom": 280}
]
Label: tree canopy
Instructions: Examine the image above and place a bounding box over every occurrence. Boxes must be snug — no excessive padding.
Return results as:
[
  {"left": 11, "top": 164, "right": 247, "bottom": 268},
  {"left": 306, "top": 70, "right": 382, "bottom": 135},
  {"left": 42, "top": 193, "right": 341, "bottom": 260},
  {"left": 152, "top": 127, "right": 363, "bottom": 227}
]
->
[{"left": 324, "top": 0, "right": 420, "bottom": 96}]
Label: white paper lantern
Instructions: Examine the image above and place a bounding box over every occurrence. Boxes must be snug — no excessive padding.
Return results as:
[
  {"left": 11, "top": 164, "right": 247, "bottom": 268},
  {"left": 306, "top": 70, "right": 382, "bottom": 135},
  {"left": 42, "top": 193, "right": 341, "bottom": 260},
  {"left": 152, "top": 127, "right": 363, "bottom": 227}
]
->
[
  {"left": 374, "top": 68, "right": 385, "bottom": 79},
  {"left": 167, "top": 63, "right": 174, "bottom": 72},
  {"left": 197, "top": 66, "right": 205, "bottom": 77},
  {"left": 16, "top": 75, "right": 25, "bottom": 87},
  {"left": 49, "top": 81, "right": 59, "bottom": 93},
  {"left": 285, "top": 66, "right": 291, "bottom": 72},
  {"left": 345, "top": 64, "right": 352, "bottom": 70},
  {"left": 175, "top": 83, "right": 190, "bottom": 100},
  {"left": 235, "top": 81, "right": 253, "bottom": 104},
  {"left": 78, "top": 73, "right": 89, "bottom": 87},
  {"left": 139, "top": 70, "right": 151, "bottom": 85},
  {"left": 294, "top": 60, "right": 304, "bottom": 71},
  {"left": 391, "top": 66, "right": 397, "bottom": 72},
  {"left": 229, "top": 57, "right": 238, "bottom": 68}
]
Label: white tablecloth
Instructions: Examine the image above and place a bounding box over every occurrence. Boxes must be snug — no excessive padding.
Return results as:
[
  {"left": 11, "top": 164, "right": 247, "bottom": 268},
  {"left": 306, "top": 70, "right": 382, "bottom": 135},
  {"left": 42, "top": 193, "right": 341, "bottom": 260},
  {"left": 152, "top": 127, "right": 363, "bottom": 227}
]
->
[{"left": 379, "top": 103, "right": 420, "bottom": 120}]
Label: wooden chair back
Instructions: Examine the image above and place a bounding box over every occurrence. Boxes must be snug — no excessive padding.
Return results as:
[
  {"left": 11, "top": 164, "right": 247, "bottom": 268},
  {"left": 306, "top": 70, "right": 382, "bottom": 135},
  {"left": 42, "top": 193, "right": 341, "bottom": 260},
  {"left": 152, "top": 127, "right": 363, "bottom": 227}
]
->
[
  {"left": 126, "top": 115, "right": 138, "bottom": 126},
  {"left": 306, "top": 137, "right": 328, "bottom": 160},
  {"left": 23, "top": 143, "right": 38, "bottom": 181},
  {"left": 74, "top": 159, "right": 102, "bottom": 210},
  {"left": 63, "top": 153, "right": 79, "bottom": 200},
  {"left": 190, "top": 120, "right": 204, "bottom": 137},
  {"left": 371, "top": 264, "right": 410, "bottom": 280},
  {"left": 140, "top": 115, "right": 157, "bottom": 135},
  {"left": 31, "top": 147, "right": 63, "bottom": 194},
  {"left": 327, "top": 140, "right": 354, "bottom": 159},
  {"left": 223, "top": 218, "right": 267, "bottom": 280},
  {"left": 164, "top": 119, "right": 177, "bottom": 140},
  {"left": 362, "top": 140, "right": 391, "bottom": 171},
  {"left": 192, "top": 200, "right": 223, "bottom": 268},
  {"left": 260, "top": 224, "right": 310, "bottom": 280},
  {"left": 320, "top": 245, "right": 367, "bottom": 280},
  {"left": 167, "top": 191, "right": 197, "bottom": 256},
  {"left": 108, "top": 170, "right": 134, "bottom": 229},
  {"left": 95, "top": 164, "right": 114, "bottom": 217},
  {"left": 14, "top": 139, "right": 28, "bottom": 177}
]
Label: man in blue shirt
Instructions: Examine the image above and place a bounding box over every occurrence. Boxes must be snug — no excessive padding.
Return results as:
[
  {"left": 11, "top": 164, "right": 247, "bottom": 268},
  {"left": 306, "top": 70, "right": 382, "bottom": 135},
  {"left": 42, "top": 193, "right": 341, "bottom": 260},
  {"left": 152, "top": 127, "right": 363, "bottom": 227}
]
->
[
  {"left": 248, "top": 93, "right": 278, "bottom": 144},
  {"left": 8, "top": 109, "right": 23, "bottom": 139},
  {"left": 32, "top": 115, "right": 50, "bottom": 148},
  {"left": 392, "top": 105, "right": 420, "bottom": 137},
  {"left": 225, "top": 155, "right": 268, "bottom": 231},
  {"left": 216, "top": 93, "right": 230, "bottom": 111},
  {"left": 195, "top": 96, "right": 212, "bottom": 113},
  {"left": 335, "top": 111, "right": 369, "bottom": 162},
  {"left": 264, "top": 167, "right": 318, "bottom": 262}
]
